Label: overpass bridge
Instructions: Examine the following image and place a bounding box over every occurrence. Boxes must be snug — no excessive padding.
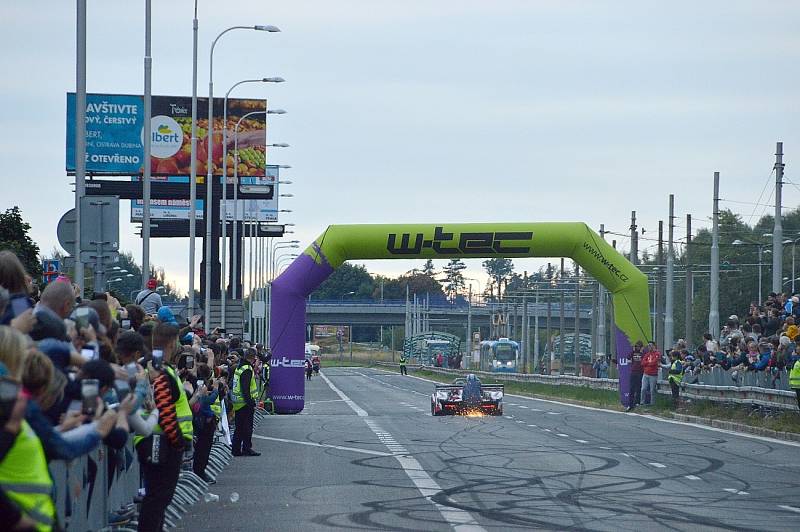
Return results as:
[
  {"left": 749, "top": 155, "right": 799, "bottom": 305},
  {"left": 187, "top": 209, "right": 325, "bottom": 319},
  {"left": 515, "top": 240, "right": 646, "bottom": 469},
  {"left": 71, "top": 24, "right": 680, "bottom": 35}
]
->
[{"left": 305, "top": 299, "right": 595, "bottom": 333}]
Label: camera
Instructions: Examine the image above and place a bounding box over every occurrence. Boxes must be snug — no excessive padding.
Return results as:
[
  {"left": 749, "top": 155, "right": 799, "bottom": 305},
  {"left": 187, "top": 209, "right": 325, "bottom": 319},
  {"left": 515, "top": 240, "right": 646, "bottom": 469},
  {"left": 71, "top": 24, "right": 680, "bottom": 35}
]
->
[
  {"left": 185, "top": 355, "right": 194, "bottom": 370},
  {"left": 121, "top": 319, "right": 131, "bottom": 330}
]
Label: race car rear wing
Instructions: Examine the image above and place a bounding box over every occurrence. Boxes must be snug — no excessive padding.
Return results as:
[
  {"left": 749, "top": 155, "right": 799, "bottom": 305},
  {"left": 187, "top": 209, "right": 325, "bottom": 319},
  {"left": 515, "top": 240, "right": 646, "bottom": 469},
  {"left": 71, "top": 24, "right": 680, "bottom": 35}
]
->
[{"left": 434, "top": 384, "right": 504, "bottom": 393}]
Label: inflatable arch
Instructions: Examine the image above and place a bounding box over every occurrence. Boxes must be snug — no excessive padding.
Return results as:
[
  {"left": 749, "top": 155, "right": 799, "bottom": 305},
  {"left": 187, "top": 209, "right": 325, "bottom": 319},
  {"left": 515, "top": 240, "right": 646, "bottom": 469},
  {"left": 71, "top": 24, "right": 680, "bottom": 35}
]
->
[{"left": 269, "top": 223, "right": 651, "bottom": 414}]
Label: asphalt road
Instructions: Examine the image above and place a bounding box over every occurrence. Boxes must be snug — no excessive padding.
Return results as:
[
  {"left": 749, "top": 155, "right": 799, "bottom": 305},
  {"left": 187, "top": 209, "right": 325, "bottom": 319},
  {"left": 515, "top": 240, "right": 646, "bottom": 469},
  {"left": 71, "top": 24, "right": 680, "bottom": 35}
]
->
[{"left": 179, "top": 367, "right": 800, "bottom": 531}]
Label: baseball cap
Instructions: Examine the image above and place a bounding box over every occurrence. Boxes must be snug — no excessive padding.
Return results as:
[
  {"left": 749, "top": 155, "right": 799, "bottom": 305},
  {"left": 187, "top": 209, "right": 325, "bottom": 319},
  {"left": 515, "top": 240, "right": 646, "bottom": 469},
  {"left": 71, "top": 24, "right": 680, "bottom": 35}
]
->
[{"left": 147, "top": 278, "right": 158, "bottom": 290}]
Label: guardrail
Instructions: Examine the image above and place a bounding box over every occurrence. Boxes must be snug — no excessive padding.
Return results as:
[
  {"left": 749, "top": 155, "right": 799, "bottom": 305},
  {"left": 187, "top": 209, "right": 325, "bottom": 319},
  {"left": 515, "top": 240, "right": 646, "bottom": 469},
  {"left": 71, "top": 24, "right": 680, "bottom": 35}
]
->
[{"left": 375, "top": 363, "right": 800, "bottom": 411}]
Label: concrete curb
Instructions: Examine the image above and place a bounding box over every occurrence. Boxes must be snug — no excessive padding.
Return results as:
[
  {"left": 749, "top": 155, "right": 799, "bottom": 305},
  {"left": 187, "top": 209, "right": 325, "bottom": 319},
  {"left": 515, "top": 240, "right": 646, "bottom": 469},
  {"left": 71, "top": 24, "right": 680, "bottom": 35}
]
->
[{"left": 669, "top": 413, "right": 800, "bottom": 443}]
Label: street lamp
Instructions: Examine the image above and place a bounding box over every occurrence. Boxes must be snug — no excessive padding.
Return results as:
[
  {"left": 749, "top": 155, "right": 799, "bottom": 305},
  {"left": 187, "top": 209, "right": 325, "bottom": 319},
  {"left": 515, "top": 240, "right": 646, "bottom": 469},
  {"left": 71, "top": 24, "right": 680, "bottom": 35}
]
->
[
  {"left": 340, "top": 290, "right": 356, "bottom": 303},
  {"left": 205, "top": 23, "right": 280, "bottom": 333}
]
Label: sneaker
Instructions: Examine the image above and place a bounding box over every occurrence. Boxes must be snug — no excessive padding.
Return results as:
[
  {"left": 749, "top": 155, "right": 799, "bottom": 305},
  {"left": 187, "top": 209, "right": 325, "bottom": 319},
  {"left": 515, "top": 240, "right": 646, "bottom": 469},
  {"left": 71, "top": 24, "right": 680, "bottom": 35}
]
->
[{"left": 242, "top": 449, "right": 261, "bottom": 457}]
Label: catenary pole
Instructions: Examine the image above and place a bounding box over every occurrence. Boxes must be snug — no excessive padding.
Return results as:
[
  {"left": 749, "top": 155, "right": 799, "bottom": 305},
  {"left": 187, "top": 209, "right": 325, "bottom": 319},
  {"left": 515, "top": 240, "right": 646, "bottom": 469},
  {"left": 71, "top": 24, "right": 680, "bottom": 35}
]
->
[
  {"left": 665, "top": 194, "right": 675, "bottom": 349},
  {"left": 709, "top": 172, "right": 720, "bottom": 338},
  {"left": 656, "top": 220, "right": 664, "bottom": 349},
  {"left": 685, "top": 214, "right": 693, "bottom": 343},
  {"left": 773, "top": 141, "right": 784, "bottom": 294},
  {"left": 630, "top": 211, "right": 638, "bottom": 264},
  {"left": 597, "top": 224, "right": 607, "bottom": 354}
]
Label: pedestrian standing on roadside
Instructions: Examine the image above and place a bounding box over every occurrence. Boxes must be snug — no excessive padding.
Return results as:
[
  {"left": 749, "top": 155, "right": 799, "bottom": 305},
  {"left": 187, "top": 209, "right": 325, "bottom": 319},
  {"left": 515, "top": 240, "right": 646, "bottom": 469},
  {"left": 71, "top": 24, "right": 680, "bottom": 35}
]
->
[
  {"left": 665, "top": 351, "right": 684, "bottom": 407},
  {"left": 640, "top": 342, "right": 660, "bottom": 406},
  {"left": 626, "top": 340, "right": 644, "bottom": 411},
  {"left": 399, "top": 354, "right": 408, "bottom": 376}
]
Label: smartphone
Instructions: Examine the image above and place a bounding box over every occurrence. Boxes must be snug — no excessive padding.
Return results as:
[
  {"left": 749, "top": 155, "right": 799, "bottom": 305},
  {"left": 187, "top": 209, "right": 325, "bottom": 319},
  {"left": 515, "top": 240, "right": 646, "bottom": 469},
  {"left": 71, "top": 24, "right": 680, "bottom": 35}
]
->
[
  {"left": 81, "top": 379, "right": 99, "bottom": 417},
  {"left": 152, "top": 350, "right": 164, "bottom": 371},
  {"left": 9, "top": 295, "right": 32, "bottom": 318},
  {"left": 185, "top": 355, "right": 194, "bottom": 370},
  {"left": 121, "top": 319, "right": 131, "bottom": 330},
  {"left": 81, "top": 349, "right": 95, "bottom": 361},
  {"left": 0, "top": 376, "right": 20, "bottom": 425},
  {"left": 197, "top": 379, "right": 204, "bottom": 388}
]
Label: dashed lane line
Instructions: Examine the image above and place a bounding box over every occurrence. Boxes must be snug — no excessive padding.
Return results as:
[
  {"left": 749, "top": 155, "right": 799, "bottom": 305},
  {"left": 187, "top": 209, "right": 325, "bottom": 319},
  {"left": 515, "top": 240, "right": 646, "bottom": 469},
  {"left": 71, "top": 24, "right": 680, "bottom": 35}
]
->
[
  {"left": 685, "top": 475, "right": 701, "bottom": 480},
  {"left": 574, "top": 439, "right": 588, "bottom": 444},
  {"left": 649, "top": 462, "right": 667, "bottom": 468},
  {"left": 778, "top": 505, "right": 800, "bottom": 514}
]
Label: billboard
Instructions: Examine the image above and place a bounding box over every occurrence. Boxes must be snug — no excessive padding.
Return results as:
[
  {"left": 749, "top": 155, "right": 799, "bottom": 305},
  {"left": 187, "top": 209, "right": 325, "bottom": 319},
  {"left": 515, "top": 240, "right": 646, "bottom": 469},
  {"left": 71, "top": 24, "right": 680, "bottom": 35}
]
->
[
  {"left": 66, "top": 93, "right": 267, "bottom": 176},
  {"left": 130, "top": 166, "right": 279, "bottom": 222}
]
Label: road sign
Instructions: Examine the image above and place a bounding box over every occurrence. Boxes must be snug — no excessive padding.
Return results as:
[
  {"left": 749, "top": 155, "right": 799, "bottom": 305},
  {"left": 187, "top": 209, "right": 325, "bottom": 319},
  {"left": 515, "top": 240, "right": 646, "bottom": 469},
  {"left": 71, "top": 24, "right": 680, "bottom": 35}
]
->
[
  {"left": 56, "top": 209, "right": 77, "bottom": 256},
  {"left": 79, "top": 196, "right": 119, "bottom": 255},
  {"left": 42, "top": 259, "right": 61, "bottom": 285}
]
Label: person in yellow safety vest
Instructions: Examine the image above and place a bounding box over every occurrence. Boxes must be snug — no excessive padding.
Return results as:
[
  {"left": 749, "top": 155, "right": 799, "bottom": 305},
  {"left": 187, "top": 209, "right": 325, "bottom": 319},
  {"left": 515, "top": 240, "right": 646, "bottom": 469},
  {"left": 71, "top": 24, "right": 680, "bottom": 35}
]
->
[
  {"left": 231, "top": 348, "right": 260, "bottom": 457},
  {"left": 666, "top": 350, "right": 684, "bottom": 407},
  {"left": 135, "top": 323, "right": 194, "bottom": 532},
  {"left": 399, "top": 354, "right": 408, "bottom": 376},
  {"left": 789, "top": 356, "right": 800, "bottom": 410},
  {"left": 0, "top": 326, "right": 55, "bottom": 531}
]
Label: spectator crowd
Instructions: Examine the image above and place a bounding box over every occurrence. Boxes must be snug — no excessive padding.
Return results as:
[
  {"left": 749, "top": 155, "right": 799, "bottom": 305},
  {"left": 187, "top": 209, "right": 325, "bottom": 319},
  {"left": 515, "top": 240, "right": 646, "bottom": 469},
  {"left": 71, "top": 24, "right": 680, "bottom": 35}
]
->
[
  {"left": 0, "top": 250, "right": 272, "bottom": 531},
  {"left": 616, "top": 291, "right": 800, "bottom": 410}
]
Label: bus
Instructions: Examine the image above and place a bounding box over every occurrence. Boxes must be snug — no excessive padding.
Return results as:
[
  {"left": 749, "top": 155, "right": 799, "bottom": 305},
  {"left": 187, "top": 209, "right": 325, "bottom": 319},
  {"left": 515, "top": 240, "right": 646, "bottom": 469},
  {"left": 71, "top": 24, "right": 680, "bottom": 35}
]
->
[{"left": 479, "top": 338, "right": 520, "bottom": 373}]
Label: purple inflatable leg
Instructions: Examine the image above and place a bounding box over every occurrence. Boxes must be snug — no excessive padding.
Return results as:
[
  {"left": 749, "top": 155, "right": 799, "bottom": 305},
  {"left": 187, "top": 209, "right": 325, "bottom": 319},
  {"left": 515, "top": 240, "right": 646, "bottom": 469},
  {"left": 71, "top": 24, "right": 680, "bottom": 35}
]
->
[
  {"left": 269, "top": 253, "right": 334, "bottom": 414},
  {"left": 615, "top": 327, "right": 633, "bottom": 408}
]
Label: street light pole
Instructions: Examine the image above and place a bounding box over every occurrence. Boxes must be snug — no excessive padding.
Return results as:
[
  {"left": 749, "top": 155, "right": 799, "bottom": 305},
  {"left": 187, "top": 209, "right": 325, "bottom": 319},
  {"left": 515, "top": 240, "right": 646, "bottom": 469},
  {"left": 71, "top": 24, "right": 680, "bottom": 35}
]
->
[
  {"left": 204, "top": 24, "right": 279, "bottom": 333},
  {"left": 74, "top": 0, "right": 87, "bottom": 295},
  {"left": 188, "top": 0, "right": 198, "bottom": 315},
  {"left": 141, "top": 0, "right": 152, "bottom": 289}
]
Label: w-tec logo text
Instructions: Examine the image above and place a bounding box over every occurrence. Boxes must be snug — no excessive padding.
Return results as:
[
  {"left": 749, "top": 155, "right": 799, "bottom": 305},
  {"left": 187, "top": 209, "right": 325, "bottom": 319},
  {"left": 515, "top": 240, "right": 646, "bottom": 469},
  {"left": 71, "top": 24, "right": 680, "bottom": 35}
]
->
[
  {"left": 387, "top": 226, "right": 532, "bottom": 255},
  {"left": 583, "top": 242, "right": 629, "bottom": 282}
]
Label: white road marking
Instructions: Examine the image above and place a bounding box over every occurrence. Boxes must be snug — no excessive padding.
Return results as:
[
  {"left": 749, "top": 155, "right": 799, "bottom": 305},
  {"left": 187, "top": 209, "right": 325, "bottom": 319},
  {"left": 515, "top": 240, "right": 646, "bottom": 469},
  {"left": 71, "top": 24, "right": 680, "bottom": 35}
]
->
[
  {"left": 557, "top": 433, "right": 569, "bottom": 438},
  {"left": 649, "top": 462, "right": 667, "bottom": 468},
  {"left": 547, "top": 412, "right": 561, "bottom": 415},
  {"left": 598, "top": 446, "right": 611, "bottom": 450},
  {"left": 778, "top": 505, "right": 800, "bottom": 514},
  {"left": 574, "top": 439, "right": 588, "bottom": 444},
  {"left": 518, "top": 405, "right": 529, "bottom": 409},
  {"left": 620, "top": 452, "right": 632, "bottom": 457},
  {"left": 251, "top": 435, "right": 392, "bottom": 457},
  {"left": 527, "top": 424, "right": 538, "bottom": 428},
  {"left": 324, "top": 370, "right": 486, "bottom": 531},
  {"left": 516, "top": 421, "right": 525, "bottom": 424},
  {"left": 543, "top": 429, "right": 552, "bottom": 432},
  {"left": 685, "top": 475, "right": 701, "bottom": 480},
  {"left": 528, "top": 408, "right": 542, "bottom": 412},
  {"left": 724, "top": 488, "right": 738, "bottom": 493},
  {"left": 320, "top": 372, "right": 368, "bottom": 417},
  {"left": 738, "top": 491, "right": 749, "bottom": 495}
]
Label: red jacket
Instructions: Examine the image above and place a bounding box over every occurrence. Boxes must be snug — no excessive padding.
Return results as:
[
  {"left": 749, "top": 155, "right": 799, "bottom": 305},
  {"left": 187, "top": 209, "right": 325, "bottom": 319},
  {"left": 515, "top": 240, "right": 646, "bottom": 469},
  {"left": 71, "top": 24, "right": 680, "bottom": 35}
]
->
[{"left": 641, "top": 351, "right": 661, "bottom": 376}]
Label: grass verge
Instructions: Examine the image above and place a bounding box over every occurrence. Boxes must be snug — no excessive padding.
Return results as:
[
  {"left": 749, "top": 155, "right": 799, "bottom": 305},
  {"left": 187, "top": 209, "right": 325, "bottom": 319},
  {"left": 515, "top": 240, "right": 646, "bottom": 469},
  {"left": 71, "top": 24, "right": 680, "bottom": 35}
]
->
[{"left": 411, "top": 368, "right": 800, "bottom": 435}]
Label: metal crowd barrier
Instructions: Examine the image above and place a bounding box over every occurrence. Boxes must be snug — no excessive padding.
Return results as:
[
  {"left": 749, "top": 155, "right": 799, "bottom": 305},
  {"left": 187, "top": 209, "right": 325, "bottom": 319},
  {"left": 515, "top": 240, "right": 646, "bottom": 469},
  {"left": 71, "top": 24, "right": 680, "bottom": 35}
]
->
[
  {"left": 49, "top": 440, "right": 140, "bottom": 530},
  {"left": 377, "top": 363, "right": 800, "bottom": 411}
]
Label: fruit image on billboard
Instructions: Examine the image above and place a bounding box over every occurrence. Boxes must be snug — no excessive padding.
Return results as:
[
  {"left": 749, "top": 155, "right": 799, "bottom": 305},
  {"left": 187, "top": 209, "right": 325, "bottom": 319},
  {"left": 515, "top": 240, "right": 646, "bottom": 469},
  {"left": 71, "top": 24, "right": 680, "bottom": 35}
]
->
[{"left": 66, "top": 93, "right": 267, "bottom": 177}]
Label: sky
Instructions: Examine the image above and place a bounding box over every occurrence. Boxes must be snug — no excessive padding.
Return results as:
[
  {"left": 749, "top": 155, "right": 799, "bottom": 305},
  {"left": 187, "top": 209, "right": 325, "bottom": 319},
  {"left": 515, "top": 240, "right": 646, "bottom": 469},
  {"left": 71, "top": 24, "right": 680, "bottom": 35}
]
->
[{"left": 1, "top": 0, "right": 799, "bottom": 295}]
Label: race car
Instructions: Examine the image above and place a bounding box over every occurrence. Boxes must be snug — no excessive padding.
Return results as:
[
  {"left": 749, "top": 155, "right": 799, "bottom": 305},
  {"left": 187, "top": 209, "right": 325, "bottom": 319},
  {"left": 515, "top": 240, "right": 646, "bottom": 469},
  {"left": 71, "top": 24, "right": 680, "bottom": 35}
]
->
[{"left": 431, "top": 374, "right": 504, "bottom": 416}]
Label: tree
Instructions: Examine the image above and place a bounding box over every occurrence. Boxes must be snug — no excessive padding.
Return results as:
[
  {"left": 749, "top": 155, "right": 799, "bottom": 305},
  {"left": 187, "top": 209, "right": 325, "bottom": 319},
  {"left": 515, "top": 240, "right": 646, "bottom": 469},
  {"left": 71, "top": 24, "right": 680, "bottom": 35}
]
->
[
  {"left": 0, "top": 207, "right": 41, "bottom": 278},
  {"left": 482, "top": 257, "right": 514, "bottom": 300},
  {"left": 422, "top": 259, "right": 436, "bottom": 277},
  {"left": 311, "top": 263, "right": 375, "bottom": 300},
  {"left": 442, "top": 259, "right": 466, "bottom": 300}
]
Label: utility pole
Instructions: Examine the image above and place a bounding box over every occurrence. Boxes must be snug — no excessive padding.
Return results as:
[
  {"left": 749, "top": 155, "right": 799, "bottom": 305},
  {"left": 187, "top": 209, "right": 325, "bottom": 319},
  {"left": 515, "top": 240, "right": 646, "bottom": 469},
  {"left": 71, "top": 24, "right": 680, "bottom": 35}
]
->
[
  {"left": 466, "top": 285, "right": 472, "bottom": 369},
  {"left": 656, "top": 221, "right": 664, "bottom": 350},
  {"left": 611, "top": 240, "right": 617, "bottom": 360},
  {"left": 597, "top": 224, "right": 607, "bottom": 359},
  {"left": 188, "top": 0, "right": 198, "bottom": 315},
  {"left": 559, "top": 289, "right": 565, "bottom": 374},
  {"left": 573, "top": 264, "right": 581, "bottom": 376},
  {"left": 546, "top": 290, "right": 552, "bottom": 372},
  {"left": 685, "top": 214, "right": 693, "bottom": 344},
  {"left": 773, "top": 141, "right": 784, "bottom": 294},
  {"left": 630, "top": 211, "right": 638, "bottom": 264},
  {"left": 665, "top": 195, "right": 675, "bottom": 349},
  {"left": 709, "top": 172, "right": 720, "bottom": 338}
]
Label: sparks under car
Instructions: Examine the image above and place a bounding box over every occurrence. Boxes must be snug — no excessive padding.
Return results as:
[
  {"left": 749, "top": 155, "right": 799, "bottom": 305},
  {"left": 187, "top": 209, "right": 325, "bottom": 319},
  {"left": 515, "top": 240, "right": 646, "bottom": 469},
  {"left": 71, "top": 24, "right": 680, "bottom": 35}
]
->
[{"left": 431, "top": 375, "right": 504, "bottom": 416}]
